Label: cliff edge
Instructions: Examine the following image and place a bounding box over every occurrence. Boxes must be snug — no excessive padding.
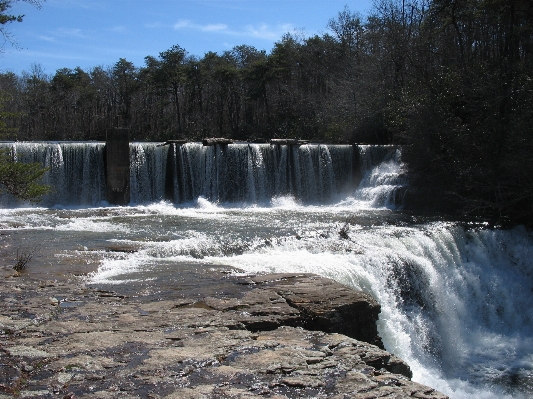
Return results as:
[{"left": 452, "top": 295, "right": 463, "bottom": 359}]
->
[{"left": 0, "top": 267, "right": 448, "bottom": 398}]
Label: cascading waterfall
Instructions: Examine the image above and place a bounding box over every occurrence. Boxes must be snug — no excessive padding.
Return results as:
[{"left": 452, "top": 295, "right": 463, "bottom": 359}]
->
[
  {"left": 1, "top": 139, "right": 531, "bottom": 398},
  {"left": 193, "top": 218, "right": 533, "bottom": 399},
  {"left": 166, "top": 142, "right": 359, "bottom": 205},
  {"left": 245, "top": 144, "right": 267, "bottom": 203},
  {"left": 318, "top": 145, "right": 335, "bottom": 203},
  {"left": 272, "top": 144, "right": 290, "bottom": 196},
  {"left": 359, "top": 224, "right": 533, "bottom": 398},
  {"left": 0, "top": 141, "right": 106, "bottom": 206},
  {"left": 354, "top": 145, "right": 407, "bottom": 208},
  {"left": 129, "top": 143, "right": 168, "bottom": 205},
  {"left": 0, "top": 141, "right": 404, "bottom": 207}
]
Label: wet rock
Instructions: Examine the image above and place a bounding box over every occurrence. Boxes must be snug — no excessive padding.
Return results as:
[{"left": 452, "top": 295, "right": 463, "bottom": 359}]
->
[
  {"left": 203, "top": 273, "right": 383, "bottom": 348},
  {"left": 0, "top": 272, "right": 448, "bottom": 398},
  {"left": 251, "top": 273, "right": 384, "bottom": 348},
  {"left": 5, "top": 345, "right": 51, "bottom": 358},
  {"left": 104, "top": 245, "right": 139, "bottom": 254}
]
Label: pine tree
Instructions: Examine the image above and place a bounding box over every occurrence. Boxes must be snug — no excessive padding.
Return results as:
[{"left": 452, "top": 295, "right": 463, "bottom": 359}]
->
[{"left": 0, "top": 0, "right": 50, "bottom": 202}]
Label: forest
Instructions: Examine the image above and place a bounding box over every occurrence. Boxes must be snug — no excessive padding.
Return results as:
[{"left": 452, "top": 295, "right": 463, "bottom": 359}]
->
[{"left": 1, "top": 0, "right": 532, "bottom": 226}]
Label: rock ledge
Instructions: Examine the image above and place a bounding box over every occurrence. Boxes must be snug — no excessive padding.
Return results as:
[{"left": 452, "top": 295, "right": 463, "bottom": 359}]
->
[{"left": 0, "top": 268, "right": 448, "bottom": 398}]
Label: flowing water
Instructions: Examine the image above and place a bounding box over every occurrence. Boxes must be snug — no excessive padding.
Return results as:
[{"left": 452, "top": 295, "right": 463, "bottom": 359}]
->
[{"left": 0, "top": 142, "right": 532, "bottom": 398}]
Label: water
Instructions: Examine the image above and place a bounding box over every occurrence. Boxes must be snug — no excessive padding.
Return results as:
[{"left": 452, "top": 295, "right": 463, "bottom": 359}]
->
[
  {"left": 0, "top": 142, "right": 531, "bottom": 398},
  {"left": 0, "top": 141, "right": 107, "bottom": 206},
  {"left": 0, "top": 141, "right": 358, "bottom": 206}
]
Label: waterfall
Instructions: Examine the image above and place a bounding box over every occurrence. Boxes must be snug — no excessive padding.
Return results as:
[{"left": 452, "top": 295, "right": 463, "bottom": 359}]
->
[
  {"left": 196, "top": 218, "right": 533, "bottom": 399},
  {"left": 3, "top": 141, "right": 530, "bottom": 398},
  {"left": 354, "top": 145, "right": 407, "bottom": 208},
  {"left": 0, "top": 141, "right": 405, "bottom": 207},
  {"left": 167, "top": 143, "right": 359, "bottom": 205},
  {"left": 361, "top": 224, "right": 533, "bottom": 398},
  {"left": 245, "top": 144, "right": 267, "bottom": 203},
  {"left": 0, "top": 141, "right": 106, "bottom": 206},
  {"left": 129, "top": 143, "right": 168, "bottom": 205}
]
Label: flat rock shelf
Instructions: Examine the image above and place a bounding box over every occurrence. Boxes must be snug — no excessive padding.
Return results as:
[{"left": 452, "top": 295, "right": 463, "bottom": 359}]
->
[{"left": 0, "top": 267, "right": 448, "bottom": 398}]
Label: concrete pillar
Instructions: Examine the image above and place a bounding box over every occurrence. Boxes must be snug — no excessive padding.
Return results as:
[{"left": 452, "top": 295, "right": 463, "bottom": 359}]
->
[{"left": 106, "top": 128, "right": 130, "bottom": 205}]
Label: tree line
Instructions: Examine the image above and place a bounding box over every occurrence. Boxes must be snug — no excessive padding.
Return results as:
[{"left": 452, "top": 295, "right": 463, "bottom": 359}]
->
[
  {"left": 0, "top": 3, "right": 405, "bottom": 144},
  {"left": 1, "top": 0, "right": 532, "bottom": 225}
]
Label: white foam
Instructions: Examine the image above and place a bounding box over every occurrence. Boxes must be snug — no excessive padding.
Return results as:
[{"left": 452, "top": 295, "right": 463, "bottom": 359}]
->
[
  {"left": 270, "top": 195, "right": 301, "bottom": 209},
  {"left": 86, "top": 253, "right": 144, "bottom": 284},
  {"left": 54, "top": 219, "right": 130, "bottom": 233},
  {"left": 201, "top": 222, "right": 533, "bottom": 399},
  {"left": 195, "top": 196, "right": 220, "bottom": 210},
  {"left": 4, "top": 199, "right": 532, "bottom": 399}
]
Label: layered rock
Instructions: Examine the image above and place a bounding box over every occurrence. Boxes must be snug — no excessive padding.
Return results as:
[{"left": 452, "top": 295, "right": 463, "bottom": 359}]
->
[
  {"left": 0, "top": 267, "right": 448, "bottom": 398},
  {"left": 200, "top": 273, "right": 384, "bottom": 349}
]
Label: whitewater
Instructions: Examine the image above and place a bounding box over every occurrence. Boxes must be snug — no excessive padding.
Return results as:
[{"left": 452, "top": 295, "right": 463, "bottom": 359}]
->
[{"left": 0, "top": 142, "right": 532, "bottom": 398}]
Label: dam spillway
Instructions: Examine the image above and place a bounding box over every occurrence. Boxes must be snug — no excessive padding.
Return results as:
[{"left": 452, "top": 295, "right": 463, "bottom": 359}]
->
[
  {"left": 1, "top": 140, "right": 532, "bottom": 399},
  {"left": 0, "top": 141, "right": 406, "bottom": 208}
]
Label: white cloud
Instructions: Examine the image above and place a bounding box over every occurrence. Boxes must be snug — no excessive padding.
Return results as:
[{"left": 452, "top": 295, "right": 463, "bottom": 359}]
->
[
  {"left": 173, "top": 19, "right": 227, "bottom": 32},
  {"left": 109, "top": 26, "right": 128, "bottom": 34},
  {"left": 54, "top": 28, "right": 89, "bottom": 39},
  {"left": 38, "top": 35, "right": 56, "bottom": 43},
  {"left": 202, "top": 23, "right": 228, "bottom": 32},
  {"left": 173, "top": 19, "right": 192, "bottom": 29},
  {"left": 245, "top": 23, "right": 294, "bottom": 40},
  {"left": 173, "top": 19, "right": 293, "bottom": 41}
]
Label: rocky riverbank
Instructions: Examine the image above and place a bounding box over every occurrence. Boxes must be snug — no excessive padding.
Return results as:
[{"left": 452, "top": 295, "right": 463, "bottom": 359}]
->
[{"left": 0, "top": 265, "right": 448, "bottom": 398}]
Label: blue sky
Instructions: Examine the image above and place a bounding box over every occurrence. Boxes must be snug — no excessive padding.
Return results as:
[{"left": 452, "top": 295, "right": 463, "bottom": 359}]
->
[{"left": 1, "top": 0, "right": 373, "bottom": 75}]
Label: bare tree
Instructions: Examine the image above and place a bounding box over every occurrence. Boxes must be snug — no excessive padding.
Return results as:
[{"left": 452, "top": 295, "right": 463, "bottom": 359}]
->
[{"left": 0, "top": 0, "right": 44, "bottom": 52}]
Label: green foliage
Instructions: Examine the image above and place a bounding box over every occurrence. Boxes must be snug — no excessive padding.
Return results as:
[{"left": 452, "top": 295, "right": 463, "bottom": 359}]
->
[
  {"left": 0, "top": 89, "right": 51, "bottom": 203},
  {"left": 0, "top": 1, "right": 51, "bottom": 204},
  {"left": 1, "top": 0, "right": 533, "bottom": 223},
  {"left": 0, "top": 1, "right": 23, "bottom": 25},
  {"left": 389, "top": 0, "right": 533, "bottom": 225},
  {"left": 0, "top": 148, "right": 51, "bottom": 202}
]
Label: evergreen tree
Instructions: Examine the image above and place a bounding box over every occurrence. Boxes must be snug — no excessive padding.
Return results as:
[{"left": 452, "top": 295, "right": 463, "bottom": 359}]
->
[
  {"left": 0, "top": 0, "right": 50, "bottom": 202},
  {"left": 0, "top": 93, "right": 50, "bottom": 202}
]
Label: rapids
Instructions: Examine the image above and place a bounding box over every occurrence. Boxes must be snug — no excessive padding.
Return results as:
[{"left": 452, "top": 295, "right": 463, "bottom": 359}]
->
[{"left": 0, "top": 141, "right": 531, "bottom": 398}]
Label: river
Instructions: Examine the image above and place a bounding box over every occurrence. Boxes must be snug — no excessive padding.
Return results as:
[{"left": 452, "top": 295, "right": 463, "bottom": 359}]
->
[{"left": 0, "top": 142, "right": 532, "bottom": 398}]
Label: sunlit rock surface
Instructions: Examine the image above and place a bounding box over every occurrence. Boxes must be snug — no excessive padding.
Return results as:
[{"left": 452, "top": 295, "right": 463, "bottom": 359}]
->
[{"left": 0, "top": 267, "right": 447, "bottom": 398}]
